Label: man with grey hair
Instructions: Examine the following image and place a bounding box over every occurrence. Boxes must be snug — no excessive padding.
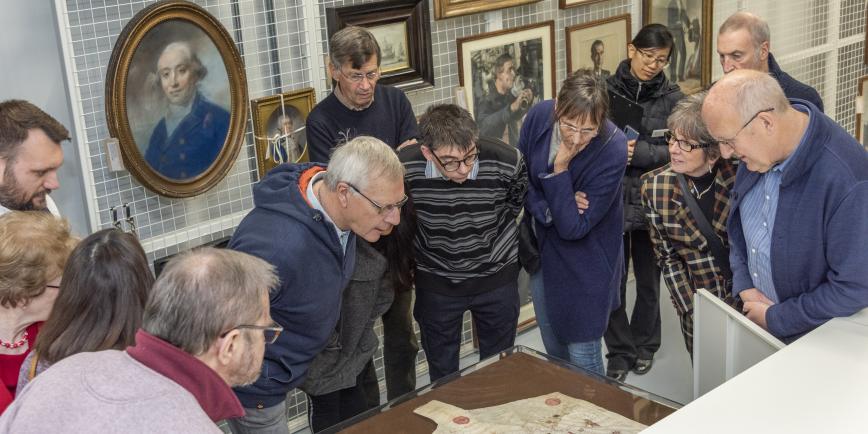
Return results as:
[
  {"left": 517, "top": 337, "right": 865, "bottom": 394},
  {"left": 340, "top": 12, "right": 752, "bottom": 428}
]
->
[
  {"left": 702, "top": 69, "right": 868, "bottom": 342},
  {"left": 228, "top": 136, "right": 405, "bottom": 433},
  {"left": 716, "top": 11, "right": 824, "bottom": 111},
  {"left": 0, "top": 247, "right": 280, "bottom": 433}
]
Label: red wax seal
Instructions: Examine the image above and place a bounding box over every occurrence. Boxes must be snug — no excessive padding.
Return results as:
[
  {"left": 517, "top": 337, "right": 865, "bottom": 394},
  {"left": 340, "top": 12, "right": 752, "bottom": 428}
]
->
[
  {"left": 545, "top": 398, "right": 561, "bottom": 406},
  {"left": 452, "top": 416, "right": 470, "bottom": 425}
]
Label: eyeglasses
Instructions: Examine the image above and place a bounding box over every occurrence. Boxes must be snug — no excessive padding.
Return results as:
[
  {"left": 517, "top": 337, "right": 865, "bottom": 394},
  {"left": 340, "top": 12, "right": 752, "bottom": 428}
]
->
[
  {"left": 46, "top": 284, "right": 60, "bottom": 289},
  {"left": 559, "top": 120, "right": 598, "bottom": 139},
  {"left": 221, "top": 323, "right": 283, "bottom": 345},
  {"left": 339, "top": 68, "right": 380, "bottom": 83},
  {"left": 347, "top": 183, "right": 408, "bottom": 215},
  {"left": 636, "top": 48, "right": 670, "bottom": 68},
  {"left": 715, "top": 108, "right": 774, "bottom": 148},
  {"left": 664, "top": 131, "right": 712, "bottom": 152},
  {"left": 430, "top": 149, "right": 479, "bottom": 172}
]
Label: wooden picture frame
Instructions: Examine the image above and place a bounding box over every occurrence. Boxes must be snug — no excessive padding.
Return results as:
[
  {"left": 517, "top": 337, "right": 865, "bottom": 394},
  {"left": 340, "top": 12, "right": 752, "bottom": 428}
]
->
[
  {"left": 857, "top": 76, "right": 868, "bottom": 149},
  {"left": 643, "top": 0, "right": 713, "bottom": 94},
  {"left": 434, "top": 0, "right": 542, "bottom": 20},
  {"left": 327, "top": 0, "right": 433, "bottom": 91},
  {"left": 251, "top": 88, "right": 316, "bottom": 179},
  {"left": 105, "top": 1, "right": 248, "bottom": 198},
  {"left": 457, "top": 21, "right": 556, "bottom": 147},
  {"left": 560, "top": 0, "right": 610, "bottom": 10},
  {"left": 566, "top": 14, "right": 632, "bottom": 77}
]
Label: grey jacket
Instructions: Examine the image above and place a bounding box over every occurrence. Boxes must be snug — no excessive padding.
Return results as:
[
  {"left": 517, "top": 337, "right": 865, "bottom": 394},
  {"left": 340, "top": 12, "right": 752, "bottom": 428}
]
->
[{"left": 300, "top": 240, "right": 395, "bottom": 396}]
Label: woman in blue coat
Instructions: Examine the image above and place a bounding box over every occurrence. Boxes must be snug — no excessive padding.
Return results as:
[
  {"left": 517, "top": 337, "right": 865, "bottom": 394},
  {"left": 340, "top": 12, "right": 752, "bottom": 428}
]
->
[{"left": 518, "top": 70, "right": 627, "bottom": 375}]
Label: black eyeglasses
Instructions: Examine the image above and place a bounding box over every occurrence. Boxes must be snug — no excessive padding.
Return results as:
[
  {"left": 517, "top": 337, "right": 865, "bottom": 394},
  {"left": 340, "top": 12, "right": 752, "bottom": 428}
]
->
[
  {"left": 346, "top": 183, "right": 408, "bottom": 215},
  {"left": 664, "top": 131, "right": 712, "bottom": 152},
  {"left": 430, "top": 148, "right": 479, "bottom": 172},
  {"left": 221, "top": 323, "right": 283, "bottom": 344},
  {"left": 716, "top": 107, "right": 775, "bottom": 148}
]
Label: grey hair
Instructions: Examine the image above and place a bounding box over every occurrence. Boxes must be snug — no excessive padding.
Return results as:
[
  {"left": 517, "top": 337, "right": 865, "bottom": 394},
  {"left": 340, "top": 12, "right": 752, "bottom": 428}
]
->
[
  {"left": 668, "top": 91, "right": 720, "bottom": 160},
  {"left": 719, "top": 12, "right": 771, "bottom": 57},
  {"left": 323, "top": 136, "right": 404, "bottom": 191},
  {"left": 720, "top": 69, "right": 790, "bottom": 125},
  {"left": 329, "top": 26, "right": 382, "bottom": 69},
  {"left": 142, "top": 247, "right": 277, "bottom": 356}
]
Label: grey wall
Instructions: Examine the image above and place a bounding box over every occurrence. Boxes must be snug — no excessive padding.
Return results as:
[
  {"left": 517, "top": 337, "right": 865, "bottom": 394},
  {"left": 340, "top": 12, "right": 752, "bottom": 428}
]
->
[{"left": 0, "top": 0, "right": 91, "bottom": 235}]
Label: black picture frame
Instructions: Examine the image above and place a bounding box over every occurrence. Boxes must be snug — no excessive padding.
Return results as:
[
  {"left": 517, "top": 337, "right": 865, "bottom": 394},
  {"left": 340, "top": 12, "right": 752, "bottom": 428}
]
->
[{"left": 326, "top": 0, "right": 434, "bottom": 91}]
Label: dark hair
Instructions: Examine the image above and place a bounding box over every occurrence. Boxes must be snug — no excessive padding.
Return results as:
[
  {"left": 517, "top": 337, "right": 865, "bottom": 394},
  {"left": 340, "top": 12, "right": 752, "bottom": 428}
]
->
[
  {"left": 631, "top": 23, "right": 675, "bottom": 51},
  {"left": 34, "top": 229, "right": 154, "bottom": 364},
  {"left": 0, "top": 100, "right": 69, "bottom": 162},
  {"left": 373, "top": 183, "right": 417, "bottom": 292},
  {"left": 329, "top": 26, "right": 382, "bottom": 69},
  {"left": 591, "top": 40, "right": 604, "bottom": 51},
  {"left": 418, "top": 104, "right": 479, "bottom": 153},
  {"left": 494, "top": 53, "right": 514, "bottom": 75},
  {"left": 554, "top": 69, "right": 609, "bottom": 126}
]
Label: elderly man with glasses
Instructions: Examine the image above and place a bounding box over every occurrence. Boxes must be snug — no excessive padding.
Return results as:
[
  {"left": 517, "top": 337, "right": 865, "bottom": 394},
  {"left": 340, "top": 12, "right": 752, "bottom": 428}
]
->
[
  {"left": 0, "top": 247, "right": 280, "bottom": 433},
  {"left": 702, "top": 69, "right": 868, "bottom": 343},
  {"left": 399, "top": 104, "right": 527, "bottom": 382},
  {"left": 228, "top": 136, "right": 405, "bottom": 434}
]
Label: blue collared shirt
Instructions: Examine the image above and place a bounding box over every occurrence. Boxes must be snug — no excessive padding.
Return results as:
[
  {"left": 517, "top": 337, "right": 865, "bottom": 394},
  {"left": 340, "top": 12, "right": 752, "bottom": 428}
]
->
[
  {"left": 306, "top": 171, "right": 351, "bottom": 253},
  {"left": 739, "top": 104, "right": 810, "bottom": 303},
  {"left": 424, "top": 158, "right": 479, "bottom": 180}
]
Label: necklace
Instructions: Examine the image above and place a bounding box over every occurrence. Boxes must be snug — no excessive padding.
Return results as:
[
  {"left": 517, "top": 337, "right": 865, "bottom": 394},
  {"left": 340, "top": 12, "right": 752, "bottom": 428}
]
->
[
  {"left": 690, "top": 181, "right": 714, "bottom": 199},
  {"left": 0, "top": 330, "right": 28, "bottom": 349}
]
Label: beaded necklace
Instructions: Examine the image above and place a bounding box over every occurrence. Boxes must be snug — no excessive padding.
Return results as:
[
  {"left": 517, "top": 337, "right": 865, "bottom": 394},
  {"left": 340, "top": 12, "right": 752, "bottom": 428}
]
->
[{"left": 0, "top": 330, "right": 28, "bottom": 349}]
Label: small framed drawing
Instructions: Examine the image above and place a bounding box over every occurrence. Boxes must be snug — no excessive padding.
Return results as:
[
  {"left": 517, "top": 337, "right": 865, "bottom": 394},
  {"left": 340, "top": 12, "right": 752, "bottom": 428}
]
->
[
  {"left": 434, "top": 0, "right": 542, "bottom": 20},
  {"left": 251, "top": 88, "right": 316, "bottom": 179},
  {"left": 457, "top": 21, "right": 556, "bottom": 147},
  {"left": 105, "top": 1, "right": 248, "bottom": 198},
  {"left": 566, "top": 14, "right": 632, "bottom": 79},
  {"left": 857, "top": 76, "right": 868, "bottom": 149},
  {"left": 326, "top": 0, "right": 433, "bottom": 91},
  {"left": 560, "top": 0, "right": 609, "bottom": 9},
  {"left": 643, "top": 0, "right": 713, "bottom": 94}
]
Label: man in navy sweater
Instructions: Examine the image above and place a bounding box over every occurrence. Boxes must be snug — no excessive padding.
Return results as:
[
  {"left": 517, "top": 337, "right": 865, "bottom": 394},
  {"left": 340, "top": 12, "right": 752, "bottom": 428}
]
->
[
  {"left": 703, "top": 69, "right": 868, "bottom": 342},
  {"left": 227, "top": 137, "right": 405, "bottom": 434}
]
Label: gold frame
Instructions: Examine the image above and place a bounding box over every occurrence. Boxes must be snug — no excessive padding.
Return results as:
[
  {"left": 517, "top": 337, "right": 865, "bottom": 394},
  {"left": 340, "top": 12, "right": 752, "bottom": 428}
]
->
[
  {"left": 434, "top": 0, "right": 542, "bottom": 20},
  {"left": 251, "top": 88, "right": 316, "bottom": 178},
  {"left": 105, "top": 1, "right": 248, "bottom": 198},
  {"left": 643, "top": 0, "right": 714, "bottom": 93},
  {"left": 560, "top": 0, "right": 610, "bottom": 9}
]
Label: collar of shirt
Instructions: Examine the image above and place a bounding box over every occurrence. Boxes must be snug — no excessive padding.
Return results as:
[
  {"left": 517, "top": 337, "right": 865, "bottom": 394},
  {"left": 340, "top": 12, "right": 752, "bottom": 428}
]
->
[
  {"left": 333, "top": 83, "right": 374, "bottom": 111},
  {"left": 306, "top": 171, "right": 351, "bottom": 253},
  {"left": 424, "top": 157, "right": 479, "bottom": 181},
  {"left": 771, "top": 103, "right": 811, "bottom": 176}
]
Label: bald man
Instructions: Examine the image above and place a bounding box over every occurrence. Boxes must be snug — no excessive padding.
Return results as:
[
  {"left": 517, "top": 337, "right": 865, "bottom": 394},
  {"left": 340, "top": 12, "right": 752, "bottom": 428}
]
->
[
  {"left": 145, "top": 41, "right": 230, "bottom": 179},
  {"left": 702, "top": 70, "right": 868, "bottom": 342},
  {"left": 717, "top": 11, "right": 823, "bottom": 111}
]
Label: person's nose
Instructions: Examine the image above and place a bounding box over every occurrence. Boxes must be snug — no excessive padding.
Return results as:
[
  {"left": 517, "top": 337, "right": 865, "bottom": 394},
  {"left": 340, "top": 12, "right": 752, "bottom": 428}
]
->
[
  {"left": 720, "top": 143, "right": 734, "bottom": 159},
  {"left": 668, "top": 141, "right": 681, "bottom": 155},
  {"left": 722, "top": 58, "right": 735, "bottom": 74},
  {"left": 383, "top": 207, "right": 401, "bottom": 226},
  {"left": 44, "top": 171, "right": 60, "bottom": 191},
  {"left": 358, "top": 77, "right": 373, "bottom": 91}
]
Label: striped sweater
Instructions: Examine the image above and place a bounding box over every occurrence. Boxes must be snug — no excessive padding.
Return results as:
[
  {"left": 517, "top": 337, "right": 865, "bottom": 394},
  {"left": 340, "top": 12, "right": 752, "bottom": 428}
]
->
[{"left": 399, "top": 137, "right": 528, "bottom": 296}]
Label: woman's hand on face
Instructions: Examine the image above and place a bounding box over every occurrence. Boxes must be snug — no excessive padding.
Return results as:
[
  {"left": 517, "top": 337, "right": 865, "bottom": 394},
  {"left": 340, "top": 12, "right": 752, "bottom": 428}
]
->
[
  {"left": 626, "top": 139, "right": 636, "bottom": 165},
  {"left": 553, "top": 139, "right": 584, "bottom": 174}
]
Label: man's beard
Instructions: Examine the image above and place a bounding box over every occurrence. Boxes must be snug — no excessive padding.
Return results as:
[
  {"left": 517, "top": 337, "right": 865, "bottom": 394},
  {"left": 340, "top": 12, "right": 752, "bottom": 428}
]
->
[
  {"left": 0, "top": 170, "right": 48, "bottom": 211},
  {"left": 228, "top": 335, "right": 264, "bottom": 387}
]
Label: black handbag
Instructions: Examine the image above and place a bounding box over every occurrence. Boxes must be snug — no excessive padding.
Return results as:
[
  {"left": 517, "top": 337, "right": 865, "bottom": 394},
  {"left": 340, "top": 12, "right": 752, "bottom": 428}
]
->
[{"left": 517, "top": 210, "right": 541, "bottom": 274}]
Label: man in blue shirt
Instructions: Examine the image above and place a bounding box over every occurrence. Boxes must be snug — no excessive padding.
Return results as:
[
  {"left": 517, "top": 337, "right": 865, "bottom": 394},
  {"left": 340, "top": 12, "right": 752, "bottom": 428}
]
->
[{"left": 702, "top": 69, "right": 868, "bottom": 341}]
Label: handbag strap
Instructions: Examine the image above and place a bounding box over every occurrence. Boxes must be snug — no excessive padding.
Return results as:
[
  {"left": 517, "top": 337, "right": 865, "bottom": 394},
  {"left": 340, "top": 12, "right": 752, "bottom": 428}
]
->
[{"left": 675, "top": 174, "right": 732, "bottom": 280}]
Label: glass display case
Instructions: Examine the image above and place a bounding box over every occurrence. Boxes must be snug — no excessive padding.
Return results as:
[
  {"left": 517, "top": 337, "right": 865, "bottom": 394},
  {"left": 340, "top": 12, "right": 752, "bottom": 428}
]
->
[{"left": 327, "top": 345, "right": 680, "bottom": 433}]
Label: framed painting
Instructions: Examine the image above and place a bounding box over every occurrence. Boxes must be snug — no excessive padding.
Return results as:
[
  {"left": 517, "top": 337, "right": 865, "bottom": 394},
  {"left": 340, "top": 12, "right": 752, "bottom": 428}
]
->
[
  {"left": 643, "top": 0, "right": 713, "bottom": 94},
  {"left": 105, "top": 1, "right": 248, "bottom": 198},
  {"left": 251, "top": 88, "right": 316, "bottom": 179},
  {"left": 434, "top": 0, "right": 542, "bottom": 20},
  {"left": 566, "top": 14, "right": 632, "bottom": 79},
  {"left": 327, "top": 0, "right": 433, "bottom": 91},
  {"left": 457, "top": 21, "right": 556, "bottom": 147},
  {"left": 560, "top": 0, "right": 609, "bottom": 9},
  {"left": 857, "top": 76, "right": 868, "bottom": 149}
]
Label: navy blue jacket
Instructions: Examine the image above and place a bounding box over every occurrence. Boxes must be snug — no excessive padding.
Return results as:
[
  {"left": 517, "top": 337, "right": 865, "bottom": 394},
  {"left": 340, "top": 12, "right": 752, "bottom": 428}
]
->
[
  {"left": 145, "top": 92, "right": 230, "bottom": 179},
  {"left": 229, "top": 163, "right": 357, "bottom": 408},
  {"left": 728, "top": 100, "right": 868, "bottom": 341},
  {"left": 768, "top": 53, "right": 824, "bottom": 113},
  {"left": 518, "top": 100, "right": 626, "bottom": 342}
]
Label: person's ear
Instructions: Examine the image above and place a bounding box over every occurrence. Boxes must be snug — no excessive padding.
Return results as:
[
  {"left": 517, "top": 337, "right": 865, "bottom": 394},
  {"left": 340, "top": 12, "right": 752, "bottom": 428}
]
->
[
  {"left": 216, "top": 329, "right": 241, "bottom": 367},
  {"left": 759, "top": 41, "right": 770, "bottom": 63},
  {"left": 0, "top": 158, "right": 7, "bottom": 180},
  {"left": 420, "top": 145, "right": 436, "bottom": 163},
  {"left": 336, "top": 182, "right": 351, "bottom": 208},
  {"left": 627, "top": 44, "right": 637, "bottom": 59}
]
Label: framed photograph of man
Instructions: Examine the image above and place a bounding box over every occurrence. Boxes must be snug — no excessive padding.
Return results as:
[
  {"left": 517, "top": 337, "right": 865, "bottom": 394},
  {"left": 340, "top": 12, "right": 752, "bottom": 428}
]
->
[
  {"left": 326, "top": 0, "right": 434, "bottom": 91},
  {"left": 643, "top": 0, "right": 713, "bottom": 94},
  {"left": 105, "top": 1, "right": 247, "bottom": 198},
  {"left": 566, "top": 14, "right": 632, "bottom": 79},
  {"left": 857, "top": 76, "right": 868, "bottom": 149},
  {"left": 457, "top": 21, "right": 555, "bottom": 147},
  {"left": 251, "top": 88, "right": 316, "bottom": 179},
  {"left": 434, "top": 0, "right": 542, "bottom": 19}
]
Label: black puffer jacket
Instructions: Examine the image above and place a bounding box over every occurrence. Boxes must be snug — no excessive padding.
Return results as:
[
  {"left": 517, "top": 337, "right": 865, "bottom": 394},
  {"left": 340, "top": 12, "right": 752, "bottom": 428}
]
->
[{"left": 607, "top": 60, "right": 683, "bottom": 232}]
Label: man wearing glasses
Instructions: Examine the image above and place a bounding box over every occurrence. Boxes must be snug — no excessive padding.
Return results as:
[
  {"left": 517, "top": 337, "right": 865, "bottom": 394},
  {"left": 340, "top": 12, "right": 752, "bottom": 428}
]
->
[
  {"left": 702, "top": 70, "right": 868, "bottom": 342},
  {"left": 0, "top": 248, "right": 281, "bottom": 433},
  {"left": 228, "top": 137, "right": 405, "bottom": 433},
  {"left": 399, "top": 104, "right": 528, "bottom": 382},
  {"left": 306, "top": 26, "right": 418, "bottom": 163}
]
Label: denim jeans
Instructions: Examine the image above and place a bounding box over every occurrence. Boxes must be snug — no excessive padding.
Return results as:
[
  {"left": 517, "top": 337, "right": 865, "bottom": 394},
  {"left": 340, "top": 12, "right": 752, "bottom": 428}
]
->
[{"left": 530, "top": 270, "right": 605, "bottom": 376}]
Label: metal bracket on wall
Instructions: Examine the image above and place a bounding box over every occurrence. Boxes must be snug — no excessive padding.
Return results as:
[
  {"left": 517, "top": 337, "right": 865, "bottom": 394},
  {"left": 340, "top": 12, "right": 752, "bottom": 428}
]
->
[{"left": 109, "top": 202, "right": 137, "bottom": 237}]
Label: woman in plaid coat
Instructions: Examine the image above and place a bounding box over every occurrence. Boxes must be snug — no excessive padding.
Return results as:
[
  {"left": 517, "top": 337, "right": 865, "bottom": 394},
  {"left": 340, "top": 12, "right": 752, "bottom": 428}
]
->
[{"left": 640, "top": 91, "right": 737, "bottom": 358}]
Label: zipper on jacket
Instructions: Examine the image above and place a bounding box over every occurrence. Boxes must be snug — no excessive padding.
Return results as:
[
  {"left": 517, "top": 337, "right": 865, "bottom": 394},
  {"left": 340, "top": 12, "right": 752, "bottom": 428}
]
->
[{"left": 634, "top": 82, "right": 642, "bottom": 102}]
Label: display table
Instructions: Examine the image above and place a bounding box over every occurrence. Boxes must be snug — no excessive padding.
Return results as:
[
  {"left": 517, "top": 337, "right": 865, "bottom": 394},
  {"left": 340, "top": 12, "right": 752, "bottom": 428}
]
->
[
  {"left": 328, "top": 346, "right": 679, "bottom": 433},
  {"left": 644, "top": 309, "right": 868, "bottom": 433}
]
